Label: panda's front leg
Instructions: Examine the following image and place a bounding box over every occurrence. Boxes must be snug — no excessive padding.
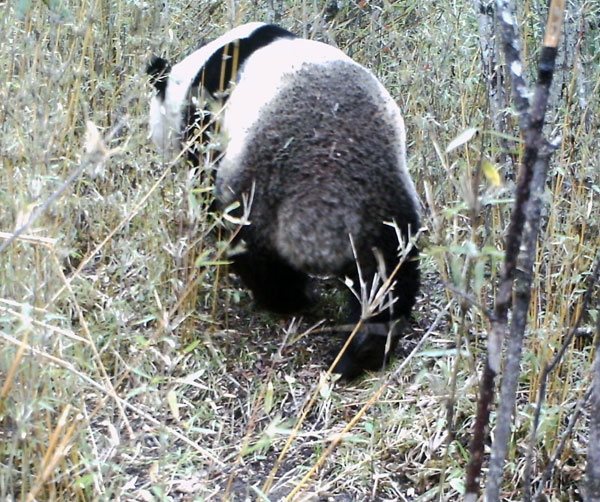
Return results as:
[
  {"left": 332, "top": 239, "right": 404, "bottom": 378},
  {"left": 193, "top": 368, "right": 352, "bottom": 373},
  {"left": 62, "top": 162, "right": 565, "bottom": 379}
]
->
[
  {"left": 332, "top": 320, "right": 404, "bottom": 380},
  {"left": 332, "top": 253, "right": 419, "bottom": 379}
]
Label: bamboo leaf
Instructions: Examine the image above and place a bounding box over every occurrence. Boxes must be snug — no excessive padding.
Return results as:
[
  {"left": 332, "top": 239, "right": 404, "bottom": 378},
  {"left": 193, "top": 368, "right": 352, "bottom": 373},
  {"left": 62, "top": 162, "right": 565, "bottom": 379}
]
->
[{"left": 446, "top": 127, "right": 478, "bottom": 153}]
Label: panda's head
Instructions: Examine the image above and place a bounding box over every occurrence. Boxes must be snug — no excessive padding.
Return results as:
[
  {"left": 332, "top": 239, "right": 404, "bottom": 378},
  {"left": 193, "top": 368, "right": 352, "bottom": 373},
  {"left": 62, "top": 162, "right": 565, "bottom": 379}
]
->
[{"left": 147, "top": 22, "right": 296, "bottom": 162}]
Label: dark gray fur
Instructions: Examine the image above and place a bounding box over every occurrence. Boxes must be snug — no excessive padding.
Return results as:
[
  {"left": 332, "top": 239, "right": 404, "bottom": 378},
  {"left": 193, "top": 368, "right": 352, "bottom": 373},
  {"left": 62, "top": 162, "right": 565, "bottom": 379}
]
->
[{"left": 218, "top": 62, "right": 419, "bottom": 274}]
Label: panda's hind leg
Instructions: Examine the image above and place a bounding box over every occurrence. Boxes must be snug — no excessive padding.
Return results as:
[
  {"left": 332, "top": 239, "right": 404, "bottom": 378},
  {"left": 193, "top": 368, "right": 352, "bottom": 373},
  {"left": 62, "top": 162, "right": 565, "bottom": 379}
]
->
[
  {"left": 332, "top": 245, "right": 420, "bottom": 379},
  {"left": 231, "top": 247, "right": 313, "bottom": 315}
]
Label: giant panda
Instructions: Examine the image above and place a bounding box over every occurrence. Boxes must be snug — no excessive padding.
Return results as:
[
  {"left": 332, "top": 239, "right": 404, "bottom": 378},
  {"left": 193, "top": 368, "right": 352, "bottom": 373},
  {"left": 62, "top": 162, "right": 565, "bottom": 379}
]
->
[{"left": 148, "top": 22, "right": 421, "bottom": 379}]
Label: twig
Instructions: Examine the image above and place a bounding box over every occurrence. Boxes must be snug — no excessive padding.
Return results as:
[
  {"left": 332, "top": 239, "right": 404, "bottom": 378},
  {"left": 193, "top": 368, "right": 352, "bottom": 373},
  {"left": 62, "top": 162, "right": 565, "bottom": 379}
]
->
[
  {"left": 0, "top": 161, "right": 89, "bottom": 255},
  {"left": 443, "top": 281, "right": 495, "bottom": 321},
  {"left": 0, "top": 119, "right": 126, "bottom": 255}
]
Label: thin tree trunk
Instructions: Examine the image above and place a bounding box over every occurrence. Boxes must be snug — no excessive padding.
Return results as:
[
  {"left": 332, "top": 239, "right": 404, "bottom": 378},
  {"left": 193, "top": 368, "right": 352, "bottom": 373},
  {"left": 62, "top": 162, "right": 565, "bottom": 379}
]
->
[
  {"left": 464, "top": 1, "right": 566, "bottom": 500},
  {"left": 485, "top": 2, "right": 566, "bottom": 501}
]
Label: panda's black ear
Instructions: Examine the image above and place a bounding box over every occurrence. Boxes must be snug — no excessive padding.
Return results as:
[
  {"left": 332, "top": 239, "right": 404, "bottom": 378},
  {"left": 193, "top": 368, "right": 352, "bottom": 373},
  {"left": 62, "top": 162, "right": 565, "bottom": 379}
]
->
[{"left": 147, "top": 56, "right": 171, "bottom": 98}]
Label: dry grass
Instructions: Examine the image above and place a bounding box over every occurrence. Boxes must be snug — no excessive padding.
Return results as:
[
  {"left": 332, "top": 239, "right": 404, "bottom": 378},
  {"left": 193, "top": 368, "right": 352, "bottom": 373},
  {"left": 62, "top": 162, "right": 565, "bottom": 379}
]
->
[{"left": 0, "top": 1, "right": 598, "bottom": 500}]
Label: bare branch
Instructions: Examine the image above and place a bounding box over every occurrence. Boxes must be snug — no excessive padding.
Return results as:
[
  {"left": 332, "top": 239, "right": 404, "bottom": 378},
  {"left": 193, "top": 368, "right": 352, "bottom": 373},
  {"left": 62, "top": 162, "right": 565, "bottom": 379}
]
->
[
  {"left": 474, "top": 0, "right": 513, "bottom": 170},
  {"left": 486, "top": 145, "right": 556, "bottom": 501}
]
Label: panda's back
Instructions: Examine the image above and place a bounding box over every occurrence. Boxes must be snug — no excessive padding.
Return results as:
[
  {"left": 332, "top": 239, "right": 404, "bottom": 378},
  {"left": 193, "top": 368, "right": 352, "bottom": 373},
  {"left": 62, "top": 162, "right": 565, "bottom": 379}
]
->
[{"left": 216, "top": 38, "right": 419, "bottom": 275}]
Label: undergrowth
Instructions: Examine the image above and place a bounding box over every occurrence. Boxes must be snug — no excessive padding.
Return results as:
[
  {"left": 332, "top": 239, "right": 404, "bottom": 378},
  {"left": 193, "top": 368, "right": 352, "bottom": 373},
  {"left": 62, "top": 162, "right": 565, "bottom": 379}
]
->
[{"left": 0, "top": 1, "right": 598, "bottom": 500}]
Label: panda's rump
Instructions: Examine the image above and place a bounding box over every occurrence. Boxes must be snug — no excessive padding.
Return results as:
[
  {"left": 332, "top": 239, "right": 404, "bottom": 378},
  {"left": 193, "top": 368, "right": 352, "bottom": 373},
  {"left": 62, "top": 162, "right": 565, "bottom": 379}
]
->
[
  {"left": 273, "top": 190, "right": 360, "bottom": 275},
  {"left": 219, "top": 55, "right": 417, "bottom": 276}
]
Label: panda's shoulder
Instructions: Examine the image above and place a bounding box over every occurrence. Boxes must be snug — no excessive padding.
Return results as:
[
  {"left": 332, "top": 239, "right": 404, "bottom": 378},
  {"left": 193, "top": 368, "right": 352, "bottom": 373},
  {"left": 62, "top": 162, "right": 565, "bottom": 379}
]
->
[
  {"left": 167, "top": 23, "right": 296, "bottom": 96},
  {"left": 199, "top": 24, "right": 297, "bottom": 94},
  {"left": 241, "top": 37, "right": 354, "bottom": 75}
]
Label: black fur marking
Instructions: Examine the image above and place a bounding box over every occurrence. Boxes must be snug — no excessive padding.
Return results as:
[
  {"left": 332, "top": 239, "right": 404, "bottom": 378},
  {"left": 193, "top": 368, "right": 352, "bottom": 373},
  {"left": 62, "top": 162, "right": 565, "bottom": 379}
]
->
[
  {"left": 147, "top": 56, "right": 171, "bottom": 100},
  {"left": 192, "top": 24, "right": 296, "bottom": 97},
  {"left": 332, "top": 328, "right": 402, "bottom": 380}
]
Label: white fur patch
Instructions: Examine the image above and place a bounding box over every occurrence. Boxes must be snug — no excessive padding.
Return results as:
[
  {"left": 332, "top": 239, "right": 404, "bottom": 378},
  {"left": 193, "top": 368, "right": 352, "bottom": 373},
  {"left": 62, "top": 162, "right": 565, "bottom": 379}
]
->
[
  {"left": 149, "top": 22, "right": 267, "bottom": 157},
  {"left": 217, "top": 38, "right": 354, "bottom": 197}
]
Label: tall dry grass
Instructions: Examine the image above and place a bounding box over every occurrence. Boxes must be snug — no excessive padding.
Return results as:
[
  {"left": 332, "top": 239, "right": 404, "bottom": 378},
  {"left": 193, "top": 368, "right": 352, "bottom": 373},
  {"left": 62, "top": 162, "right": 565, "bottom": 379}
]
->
[{"left": 0, "top": 1, "right": 598, "bottom": 500}]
